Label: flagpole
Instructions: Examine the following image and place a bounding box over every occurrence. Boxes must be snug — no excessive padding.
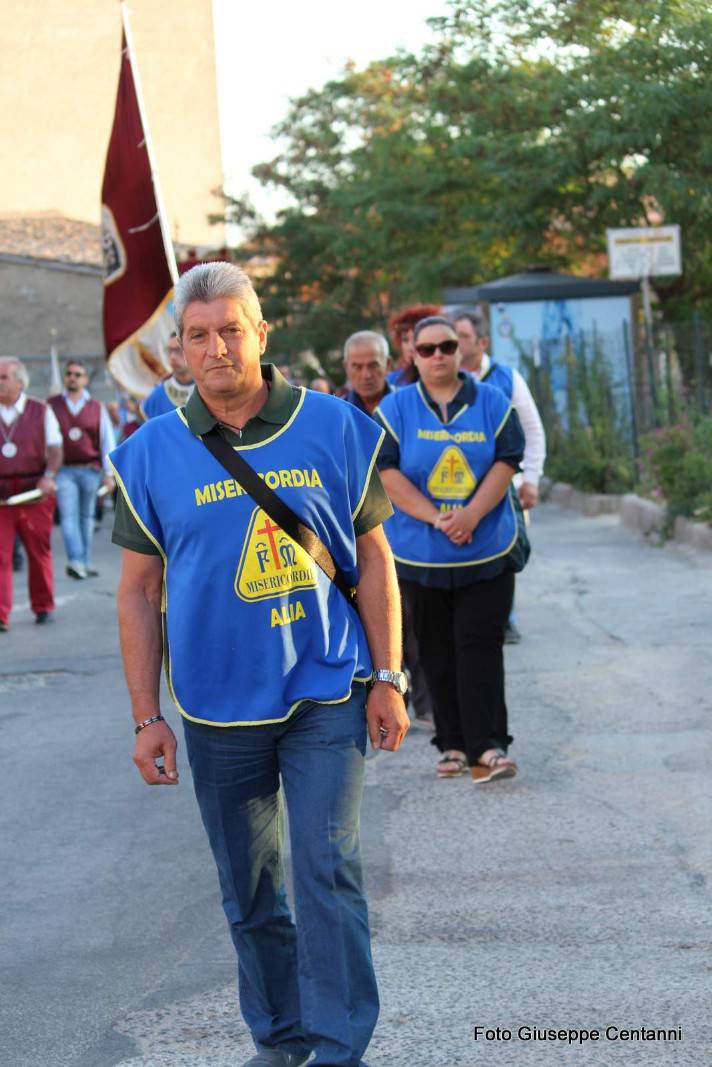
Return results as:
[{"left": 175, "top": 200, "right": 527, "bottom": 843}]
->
[{"left": 119, "top": 1, "right": 179, "bottom": 284}]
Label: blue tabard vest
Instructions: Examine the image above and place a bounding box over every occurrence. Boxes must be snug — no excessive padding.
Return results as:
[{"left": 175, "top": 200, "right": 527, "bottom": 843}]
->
[
  {"left": 480, "top": 362, "right": 514, "bottom": 400},
  {"left": 141, "top": 380, "right": 194, "bottom": 419},
  {"left": 110, "top": 391, "right": 384, "bottom": 725},
  {"left": 376, "top": 381, "right": 518, "bottom": 568},
  {"left": 141, "top": 382, "right": 175, "bottom": 419}
]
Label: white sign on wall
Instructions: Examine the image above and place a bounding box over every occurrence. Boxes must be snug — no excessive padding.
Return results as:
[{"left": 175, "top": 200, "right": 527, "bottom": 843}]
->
[{"left": 607, "top": 225, "right": 681, "bottom": 279}]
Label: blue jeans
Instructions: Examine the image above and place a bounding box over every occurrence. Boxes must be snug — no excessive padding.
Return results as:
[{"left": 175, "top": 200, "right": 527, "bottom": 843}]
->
[
  {"left": 56, "top": 466, "right": 102, "bottom": 566},
  {"left": 183, "top": 688, "right": 378, "bottom": 1067}
]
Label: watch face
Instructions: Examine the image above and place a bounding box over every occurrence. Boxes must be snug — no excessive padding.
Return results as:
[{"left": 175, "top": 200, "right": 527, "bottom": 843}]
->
[{"left": 396, "top": 672, "right": 407, "bottom": 694}]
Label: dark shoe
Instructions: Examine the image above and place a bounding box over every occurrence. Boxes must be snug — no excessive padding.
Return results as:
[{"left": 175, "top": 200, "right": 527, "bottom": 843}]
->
[
  {"left": 243, "top": 1050, "right": 311, "bottom": 1066},
  {"left": 0, "top": 619, "right": 9, "bottom": 633},
  {"left": 411, "top": 711, "right": 435, "bottom": 731},
  {"left": 66, "top": 562, "right": 87, "bottom": 580},
  {"left": 34, "top": 611, "right": 54, "bottom": 625},
  {"left": 471, "top": 751, "right": 517, "bottom": 784},
  {"left": 504, "top": 621, "right": 522, "bottom": 644}
]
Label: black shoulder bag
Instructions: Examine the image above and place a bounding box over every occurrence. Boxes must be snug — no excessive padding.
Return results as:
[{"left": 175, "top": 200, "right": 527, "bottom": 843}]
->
[{"left": 200, "top": 427, "right": 358, "bottom": 611}]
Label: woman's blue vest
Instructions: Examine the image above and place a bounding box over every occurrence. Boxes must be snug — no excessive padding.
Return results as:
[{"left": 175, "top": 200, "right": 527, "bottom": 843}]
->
[
  {"left": 376, "top": 381, "right": 518, "bottom": 568},
  {"left": 110, "top": 391, "right": 384, "bottom": 726}
]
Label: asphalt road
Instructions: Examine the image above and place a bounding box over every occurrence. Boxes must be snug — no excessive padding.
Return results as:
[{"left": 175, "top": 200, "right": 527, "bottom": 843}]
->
[{"left": 1, "top": 504, "right": 710, "bottom": 1067}]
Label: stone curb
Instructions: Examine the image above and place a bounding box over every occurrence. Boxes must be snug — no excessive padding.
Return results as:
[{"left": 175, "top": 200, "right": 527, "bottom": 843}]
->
[{"left": 539, "top": 478, "right": 712, "bottom": 552}]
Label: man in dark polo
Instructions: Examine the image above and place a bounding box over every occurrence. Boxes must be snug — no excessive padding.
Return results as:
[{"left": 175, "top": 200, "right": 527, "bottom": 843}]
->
[{"left": 111, "top": 262, "right": 409, "bottom": 1067}]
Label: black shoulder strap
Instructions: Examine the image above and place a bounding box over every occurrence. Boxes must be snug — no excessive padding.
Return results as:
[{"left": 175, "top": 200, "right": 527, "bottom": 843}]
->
[{"left": 200, "top": 427, "right": 357, "bottom": 609}]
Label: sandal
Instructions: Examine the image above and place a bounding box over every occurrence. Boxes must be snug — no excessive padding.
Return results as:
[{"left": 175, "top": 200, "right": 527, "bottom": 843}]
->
[
  {"left": 471, "top": 750, "right": 517, "bottom": 784},
  {"left": 437, "top": 751, "right": 468, "bottom": 778}
]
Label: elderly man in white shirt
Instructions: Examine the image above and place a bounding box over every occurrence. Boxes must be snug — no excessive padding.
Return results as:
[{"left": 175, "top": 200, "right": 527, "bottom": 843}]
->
[
  {"left": 455, "top": 312, "right": 547, "bottom": 641},
  {"left": 0, "top": 357, "right": 63, "bottom": 631}
]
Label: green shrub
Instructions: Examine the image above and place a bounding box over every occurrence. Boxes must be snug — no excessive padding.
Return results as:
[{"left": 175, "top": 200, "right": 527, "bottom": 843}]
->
[{"left": 639, "top": 417, "right": 712, "bottom": 525}]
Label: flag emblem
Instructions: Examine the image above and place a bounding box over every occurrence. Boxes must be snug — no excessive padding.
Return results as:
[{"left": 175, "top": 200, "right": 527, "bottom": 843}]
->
[
  {"left": 101, "top": 206, "right": 127, "bottom": 285},
  {"left": 427, "top": 446, "right": 477, "bottom": 501},
  {"left": 235, "top": 508, "right": 318, "bottom": 602}
]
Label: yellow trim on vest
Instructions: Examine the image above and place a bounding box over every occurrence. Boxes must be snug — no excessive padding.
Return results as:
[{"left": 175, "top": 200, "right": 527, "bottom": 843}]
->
[
  {"left": 494, "top": 403, "right": 513, "bottom": 438},
  {"left": 416, "top": 381, "right": 469, "bottom": 426},
  {"left": 169, "top": 677, "right": 371, "bottom": 728},
  {"left": 352, "top": 427, "right": 385, "bottom": 522},
  {"left": 375, "top": 406, "right": 399, "bottom": 444}
]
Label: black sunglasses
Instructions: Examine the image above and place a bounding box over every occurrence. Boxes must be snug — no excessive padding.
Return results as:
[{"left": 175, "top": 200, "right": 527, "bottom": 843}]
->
[
  {"left": 64, "top": 370, "right": 85, "bottom": 377},
  {"left": 415, "top": 339, "right": 459, "bottom": 358}
]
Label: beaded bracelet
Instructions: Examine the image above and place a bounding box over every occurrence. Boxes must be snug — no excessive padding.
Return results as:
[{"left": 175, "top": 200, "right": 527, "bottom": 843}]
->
[{"left": 134, "top": 714, "right": 165, "bottom": 735}]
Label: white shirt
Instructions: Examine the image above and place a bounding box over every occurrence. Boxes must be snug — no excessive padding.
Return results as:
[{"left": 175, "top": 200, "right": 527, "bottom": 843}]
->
[
  {"left": 61, "top": 390, "right": 116, "bottom": 473},
  {"left": 0, "top": 392, "right": 63, "bottom": 448},
  {"left": 475, "top": 355, "right": 546, "bottom": 486}
]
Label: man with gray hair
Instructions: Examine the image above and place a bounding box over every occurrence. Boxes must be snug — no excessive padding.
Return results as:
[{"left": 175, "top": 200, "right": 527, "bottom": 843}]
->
[
  {"left": 111, "top": 262, "right": 409, "bottom": 1067},
  {"left": 343, "top": 330, "right": 392, "bottom": 415},
  {"left": 0, "top": 357, "right": 63, "bottom": 631},
  {"left": 343, "top": 331, "right": 434, "bottom": 728}
]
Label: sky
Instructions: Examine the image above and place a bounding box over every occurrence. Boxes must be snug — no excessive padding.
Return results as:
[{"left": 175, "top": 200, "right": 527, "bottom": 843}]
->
[{"left": 211, "top": 0, "right": 448, "bottom": 222}]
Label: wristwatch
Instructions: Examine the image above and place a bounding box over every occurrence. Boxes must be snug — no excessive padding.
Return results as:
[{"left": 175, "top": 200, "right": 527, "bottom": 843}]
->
[{"left": 372, "top": 669, "right": 408, "bottom": 694}]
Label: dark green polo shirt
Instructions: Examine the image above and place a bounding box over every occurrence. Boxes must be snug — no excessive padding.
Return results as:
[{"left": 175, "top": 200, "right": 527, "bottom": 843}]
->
[{"left": 112, "top": 363, "right": 392, "bottom": 554}]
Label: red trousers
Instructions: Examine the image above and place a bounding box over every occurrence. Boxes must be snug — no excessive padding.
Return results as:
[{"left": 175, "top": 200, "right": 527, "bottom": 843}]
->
[{"left": 0, "top": 495, "right": 56, "bottom": 622}]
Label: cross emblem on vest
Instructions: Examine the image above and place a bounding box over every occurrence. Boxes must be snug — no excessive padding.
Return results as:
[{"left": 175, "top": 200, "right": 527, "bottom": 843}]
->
[
  {"left": 235, "top": 507, "right": 318, "bottom": 602},
  {"left": 255, "top": 517, "right": 297, "bottom": 572}
]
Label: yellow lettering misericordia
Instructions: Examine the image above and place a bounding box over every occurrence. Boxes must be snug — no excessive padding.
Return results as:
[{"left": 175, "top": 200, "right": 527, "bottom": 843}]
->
[
  {"left": 417, "top": 429, "right": 486, "bottom": 443},
  {"left": 195, "top": 468, "right": 323, "bottom": 507},
  {"left": 270, "top": 601, "right": 307, "bottom": 627}
]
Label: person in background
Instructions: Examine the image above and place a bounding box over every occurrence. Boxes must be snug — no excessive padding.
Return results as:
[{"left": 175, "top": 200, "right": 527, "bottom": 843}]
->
[
  {"left": 386, "top": 304, "right": 440, "bottom": 387},
  {"left": 342, "top": 331, "right": 393, "bottom": 415},
  {"left": 375, "top": 316, "right": 528, "bottom": 783},
  {"left": 454, "top": 310, "right": 546, "bottom": 643},
  {"left": 140, "top": 331, "right": 194, "bottom": 418},
  {"left": 48, "top": 361, "right": 115, "bottom": 580},
  {"left": 0, "top": 357, "right": 62, "bottom": 631},
  {"left": 343, "top": 330, "right": 434, "bottom": 728},
  {"left": 309, "top": 376, "right": 332, "bottom": 394}
]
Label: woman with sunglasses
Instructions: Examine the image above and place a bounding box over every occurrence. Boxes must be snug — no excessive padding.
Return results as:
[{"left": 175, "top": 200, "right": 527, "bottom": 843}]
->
[{"left": 374, "top": 316, "right": 528, "bottom": 783}]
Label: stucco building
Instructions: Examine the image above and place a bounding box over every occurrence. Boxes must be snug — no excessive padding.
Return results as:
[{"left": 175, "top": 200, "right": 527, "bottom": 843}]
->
[{"left": 0, "top": 0, "right": 224, "bottom": 248}]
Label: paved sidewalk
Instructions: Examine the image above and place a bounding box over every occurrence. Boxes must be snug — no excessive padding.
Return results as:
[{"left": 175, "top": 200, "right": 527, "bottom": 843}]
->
[{"left": 2, "top": 504, "right": 711, "bottom": 1066}]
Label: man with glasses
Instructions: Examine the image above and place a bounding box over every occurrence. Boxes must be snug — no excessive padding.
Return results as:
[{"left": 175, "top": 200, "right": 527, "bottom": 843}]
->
[
  {"left": 0, "top": 357, "right": 63, "bottom": 631},
  {"left": 48, "top": 361, "right": 115, "bottom": 579}
]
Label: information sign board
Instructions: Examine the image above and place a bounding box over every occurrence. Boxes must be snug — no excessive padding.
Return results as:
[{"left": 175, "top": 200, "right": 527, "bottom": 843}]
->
[{"left": 607, "top": 226, "right": 681, "bottom": 278}]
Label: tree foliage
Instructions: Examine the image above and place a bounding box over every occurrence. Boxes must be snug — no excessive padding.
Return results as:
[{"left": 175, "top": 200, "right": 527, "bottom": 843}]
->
[{"left": 222, "top": 0, "right": 712, "bottom": 356}]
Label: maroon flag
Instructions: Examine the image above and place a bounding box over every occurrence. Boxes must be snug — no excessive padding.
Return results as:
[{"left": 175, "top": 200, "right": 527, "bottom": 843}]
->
[{"left": 102, "top": 27, "right": 177, "bottom": 397}]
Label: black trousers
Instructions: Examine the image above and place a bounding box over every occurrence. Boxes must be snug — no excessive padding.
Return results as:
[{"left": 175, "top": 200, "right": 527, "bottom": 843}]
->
[
  {"left": 400, "top": 580, "right": 434, "bottom": 720},
  {"left": 404, "top": 570, "right": 514, "bottom": 765}
]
